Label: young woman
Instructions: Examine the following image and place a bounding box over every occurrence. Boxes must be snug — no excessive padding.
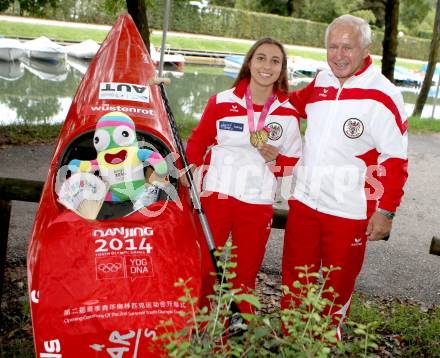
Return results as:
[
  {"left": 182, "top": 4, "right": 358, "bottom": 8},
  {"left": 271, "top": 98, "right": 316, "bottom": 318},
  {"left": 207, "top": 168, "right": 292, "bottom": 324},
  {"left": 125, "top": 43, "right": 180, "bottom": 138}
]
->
[{"left": 185, "top": 37, "right": 302, "bottom": 313}]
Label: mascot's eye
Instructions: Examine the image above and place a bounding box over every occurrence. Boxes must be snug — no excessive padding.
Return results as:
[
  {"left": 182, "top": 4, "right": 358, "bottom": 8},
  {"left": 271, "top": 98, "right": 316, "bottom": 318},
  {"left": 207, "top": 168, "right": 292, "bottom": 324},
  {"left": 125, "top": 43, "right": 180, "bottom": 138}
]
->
[
  {"left": 113, "top": 125, "right": 135, "bottom": 146},
  {"left": 93, "top": 129, "right": 111, "bottom": 151}
]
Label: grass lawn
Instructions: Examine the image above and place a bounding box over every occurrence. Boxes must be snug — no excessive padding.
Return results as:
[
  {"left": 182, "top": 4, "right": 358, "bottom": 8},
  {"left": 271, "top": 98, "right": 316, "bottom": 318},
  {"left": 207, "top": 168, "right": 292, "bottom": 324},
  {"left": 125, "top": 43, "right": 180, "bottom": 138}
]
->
[
  {"left": 0, "top": 20, "right": 425, "bottom": 71},
  {"left": 408, "top": 116, "right": 440, "bottom": 132},
  {"left": 0, "top": 21, "right": 109, "bottom": 42}
]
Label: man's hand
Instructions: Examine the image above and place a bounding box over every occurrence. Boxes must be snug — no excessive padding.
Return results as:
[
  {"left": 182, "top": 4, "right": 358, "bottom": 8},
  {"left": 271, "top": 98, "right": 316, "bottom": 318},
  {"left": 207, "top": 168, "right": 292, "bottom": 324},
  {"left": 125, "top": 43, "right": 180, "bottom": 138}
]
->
[
  {"left": 366, "top": 211, "right": 393, "bottom": 241},
  {"left": 258, "top": 144, "right": 279, "bottom": 163},
  {"left": 148, "top": 77, "right": 171, "bottom": 85}
]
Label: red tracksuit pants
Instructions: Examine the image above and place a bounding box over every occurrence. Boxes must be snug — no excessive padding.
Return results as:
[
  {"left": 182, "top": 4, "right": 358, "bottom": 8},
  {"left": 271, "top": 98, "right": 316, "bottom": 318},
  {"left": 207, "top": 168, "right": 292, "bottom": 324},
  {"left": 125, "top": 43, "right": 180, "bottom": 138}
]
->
[
  {"left": 281, "top": 200, "right": 368, "bottom": 334},
  {"left": 199, "top": 193, "right": 273, "bottom": 313}
]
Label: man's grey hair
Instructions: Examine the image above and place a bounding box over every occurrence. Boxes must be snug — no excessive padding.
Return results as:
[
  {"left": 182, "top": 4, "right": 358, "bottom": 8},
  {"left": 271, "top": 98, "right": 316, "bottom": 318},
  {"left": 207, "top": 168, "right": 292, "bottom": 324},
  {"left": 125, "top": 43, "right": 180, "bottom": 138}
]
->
[{"left": 325, "top": 14, "right": 372, "bottom": 49}]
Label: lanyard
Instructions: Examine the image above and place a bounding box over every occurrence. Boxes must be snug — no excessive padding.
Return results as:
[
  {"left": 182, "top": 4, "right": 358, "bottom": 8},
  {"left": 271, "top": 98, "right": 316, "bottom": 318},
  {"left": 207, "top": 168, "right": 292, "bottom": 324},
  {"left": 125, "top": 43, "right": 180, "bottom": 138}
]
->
[{"left": 245, "top": 85, "right": 275, "bottom": 133}]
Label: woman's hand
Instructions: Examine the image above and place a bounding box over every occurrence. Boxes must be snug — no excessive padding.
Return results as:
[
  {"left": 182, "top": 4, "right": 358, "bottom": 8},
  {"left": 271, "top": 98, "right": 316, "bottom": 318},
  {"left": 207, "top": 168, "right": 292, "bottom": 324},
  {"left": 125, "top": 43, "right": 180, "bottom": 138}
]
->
[
  {"left": 258, "top": 144, "right": 279, "bottom": 163},
  {"left": 179, "top": 164, "right": 196, "bottom": 187}
]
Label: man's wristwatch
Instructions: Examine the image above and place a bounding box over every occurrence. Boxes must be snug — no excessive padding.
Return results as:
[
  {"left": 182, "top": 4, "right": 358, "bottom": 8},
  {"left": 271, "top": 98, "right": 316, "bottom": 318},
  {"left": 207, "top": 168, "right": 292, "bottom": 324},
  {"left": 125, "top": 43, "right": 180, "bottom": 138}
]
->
[{"left": 377, "top": 208, "right": 395, "bottom": 219}]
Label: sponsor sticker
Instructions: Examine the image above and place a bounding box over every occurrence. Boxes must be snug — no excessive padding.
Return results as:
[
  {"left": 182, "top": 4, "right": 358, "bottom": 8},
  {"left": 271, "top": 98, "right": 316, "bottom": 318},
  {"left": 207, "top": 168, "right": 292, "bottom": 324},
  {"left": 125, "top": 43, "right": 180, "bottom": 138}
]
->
[
  {"left": 219, "top": 121, "right": 244, "bottom": 132},
  {"left": 99, "top": 82, "right": 150, "bottom": 103},
  {"left": 86, "top": 104, "right": 155, "bottom": 118}
]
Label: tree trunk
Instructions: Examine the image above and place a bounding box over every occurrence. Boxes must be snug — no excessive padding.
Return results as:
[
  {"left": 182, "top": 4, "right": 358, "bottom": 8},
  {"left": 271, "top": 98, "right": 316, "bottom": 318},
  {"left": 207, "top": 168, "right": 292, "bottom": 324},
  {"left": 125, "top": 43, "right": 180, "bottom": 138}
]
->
[
  {"left": 126, "top": 0, "right": 150, "bottom": 54},
  {"left": 286, "top": 0, "right": 293, "bottom": 16},
  {"left": 413, "top": 0, "right": 440, "bottom": 117},
  {"left": 382, "top": 0, "right": 399, "bottom": 82}
]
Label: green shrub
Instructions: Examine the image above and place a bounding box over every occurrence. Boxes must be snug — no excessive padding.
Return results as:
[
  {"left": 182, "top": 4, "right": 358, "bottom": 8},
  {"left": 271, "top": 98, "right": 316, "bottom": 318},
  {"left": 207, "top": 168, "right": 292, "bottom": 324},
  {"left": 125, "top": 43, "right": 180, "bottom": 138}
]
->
[
  {"left": 158, "top": 242, "right": 379, "bottom": 357},
  {"left": 148, "top": 1, "right": 432, "bottom": 62}
]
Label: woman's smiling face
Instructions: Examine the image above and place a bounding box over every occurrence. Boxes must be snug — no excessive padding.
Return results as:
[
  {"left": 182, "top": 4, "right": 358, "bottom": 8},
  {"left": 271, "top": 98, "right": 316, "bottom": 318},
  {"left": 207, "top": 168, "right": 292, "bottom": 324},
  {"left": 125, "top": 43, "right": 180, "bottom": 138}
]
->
[{"left": 249, "top": 43, "right": 283, "bottom": 89}]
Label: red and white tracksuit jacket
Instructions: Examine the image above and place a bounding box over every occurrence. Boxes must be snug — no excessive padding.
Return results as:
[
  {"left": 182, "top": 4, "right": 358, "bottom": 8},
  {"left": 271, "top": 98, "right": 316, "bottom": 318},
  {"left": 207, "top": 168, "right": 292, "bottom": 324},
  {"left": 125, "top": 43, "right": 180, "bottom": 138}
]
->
[
  {"left": 186, "top": 78, "right": 301, "bottom": 312},
  {"left": 186, "top": 78, "right": 302, "bottom": 205},
  {"left": 290, "top": 56, "right": 408, "bottom": 219},
  {"left": 282, "top": 57, "right": 408, "bottom": 334}
]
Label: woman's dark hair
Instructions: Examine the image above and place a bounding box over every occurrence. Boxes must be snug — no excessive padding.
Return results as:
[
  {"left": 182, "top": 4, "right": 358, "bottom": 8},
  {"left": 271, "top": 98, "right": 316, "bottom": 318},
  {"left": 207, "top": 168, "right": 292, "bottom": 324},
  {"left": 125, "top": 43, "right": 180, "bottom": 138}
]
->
[{"left": 232, "top": 37, "right": 289, "bottom": 94}]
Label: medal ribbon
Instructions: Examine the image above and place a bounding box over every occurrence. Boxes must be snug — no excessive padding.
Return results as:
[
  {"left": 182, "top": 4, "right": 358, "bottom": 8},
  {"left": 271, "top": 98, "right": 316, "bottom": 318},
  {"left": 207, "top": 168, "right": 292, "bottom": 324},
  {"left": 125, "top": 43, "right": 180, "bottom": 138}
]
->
[{"left": 245, "top": 85, "right": 275, "bottom": 134}]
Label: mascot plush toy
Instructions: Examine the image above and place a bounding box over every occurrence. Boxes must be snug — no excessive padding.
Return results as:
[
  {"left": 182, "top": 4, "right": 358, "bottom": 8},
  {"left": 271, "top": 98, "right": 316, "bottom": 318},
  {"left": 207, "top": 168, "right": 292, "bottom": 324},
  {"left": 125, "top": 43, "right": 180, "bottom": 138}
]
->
[{"left": 68, "top": 111, "right": 168, "bottom": 206}]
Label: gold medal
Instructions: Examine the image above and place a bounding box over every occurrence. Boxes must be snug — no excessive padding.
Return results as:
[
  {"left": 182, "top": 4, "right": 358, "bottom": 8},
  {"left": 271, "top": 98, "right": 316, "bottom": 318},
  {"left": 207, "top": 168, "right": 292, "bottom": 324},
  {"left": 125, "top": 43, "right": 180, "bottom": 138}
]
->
[
  {"left": 245, "top": 85, "right": 275, "bottom": 148},
  {"left": 250, "top": 129, "right": 269, "bottom": 148}
]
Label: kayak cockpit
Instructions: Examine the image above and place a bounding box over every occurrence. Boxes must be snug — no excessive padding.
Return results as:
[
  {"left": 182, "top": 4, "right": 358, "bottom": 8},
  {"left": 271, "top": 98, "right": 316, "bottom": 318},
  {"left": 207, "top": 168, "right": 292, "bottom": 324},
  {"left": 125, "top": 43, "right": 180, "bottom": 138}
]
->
[{"left": 56, "top": 129, "right": 178, "bottom": 220}]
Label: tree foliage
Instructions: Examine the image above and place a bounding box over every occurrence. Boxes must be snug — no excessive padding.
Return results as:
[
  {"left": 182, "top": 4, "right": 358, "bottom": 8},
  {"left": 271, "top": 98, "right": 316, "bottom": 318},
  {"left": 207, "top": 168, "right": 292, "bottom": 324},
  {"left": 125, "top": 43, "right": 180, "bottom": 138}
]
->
[
  {"left": 400, "top": 0, "right": 431, "bottom": 35},
  {"left": 234, "top": 0, "right": 290, "bottom": 16},
  {"left": 0, "top": 0, "right": 59, "bottom": 15},
  {"left": 0, "top": 0, "right": 10, "bottom": 11},
  {"left": 210, "top": 0, "right": 235, "bottom": 7},
  {"left": 234, "top": 0, "right": 377, "bottom": 21},
  {"left": 19, "top": 0, "right": 59, "bottom": 16},
  {"left": 299, "top": 0, "right": 352, "bottom": 23}
]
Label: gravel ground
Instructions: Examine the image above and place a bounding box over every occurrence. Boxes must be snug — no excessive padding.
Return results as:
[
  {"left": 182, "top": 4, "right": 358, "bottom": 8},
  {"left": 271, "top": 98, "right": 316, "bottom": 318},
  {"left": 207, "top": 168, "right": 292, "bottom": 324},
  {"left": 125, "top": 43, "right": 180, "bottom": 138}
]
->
[{"left": 1, "top": 133, "right": 439, "bottom": 307}]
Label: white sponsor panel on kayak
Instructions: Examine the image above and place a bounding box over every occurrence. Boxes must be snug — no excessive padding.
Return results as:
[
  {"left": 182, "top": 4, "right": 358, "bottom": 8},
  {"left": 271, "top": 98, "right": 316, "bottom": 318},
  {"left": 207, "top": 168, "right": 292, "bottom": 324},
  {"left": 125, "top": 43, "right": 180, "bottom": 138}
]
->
[
  {"left": 99, "top": 82, "right": 150, "bottom": 103},
  {"left": 87, "top": 104, "right": 155, "bottom": 118}
]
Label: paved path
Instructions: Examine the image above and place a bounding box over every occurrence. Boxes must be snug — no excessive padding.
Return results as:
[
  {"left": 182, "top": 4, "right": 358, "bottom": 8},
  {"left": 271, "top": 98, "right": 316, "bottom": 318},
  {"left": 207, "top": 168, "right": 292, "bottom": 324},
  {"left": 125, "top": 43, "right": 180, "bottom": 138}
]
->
[
  {"left": 264, "top": 133, "right": 440, "bottom": 307},
  {"left": 1, "top": 133, "right": 439, "bottom": 306}
]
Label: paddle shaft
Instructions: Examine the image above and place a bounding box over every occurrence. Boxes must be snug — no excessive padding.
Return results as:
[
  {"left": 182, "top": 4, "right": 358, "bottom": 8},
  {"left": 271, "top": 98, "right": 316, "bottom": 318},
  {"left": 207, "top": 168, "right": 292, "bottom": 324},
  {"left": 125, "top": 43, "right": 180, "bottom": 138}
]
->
[
  {"left": 158, "top": 84, "right": 234, "bottom": 288},
  {"left": 159, "top": 84, "right": 245, "bottom": 330}
]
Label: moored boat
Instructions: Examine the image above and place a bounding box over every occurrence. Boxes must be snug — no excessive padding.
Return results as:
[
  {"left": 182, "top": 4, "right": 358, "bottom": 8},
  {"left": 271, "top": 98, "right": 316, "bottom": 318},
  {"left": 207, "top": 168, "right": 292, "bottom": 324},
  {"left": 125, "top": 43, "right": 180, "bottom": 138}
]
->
[
  {"left": 23, "top": 36, "right": 66, "bottom": 61},
  {"left": 224, "top": 54, "right": 313, "bottom": 86},
  {"left": 394, "top": 65, "right": 423, "bottom": 88},
  {"left": 223, "top": 54, "right": 243, "bottom": 70},
  {"left": 66, "top": 39, "right": 100, "bottom": 59},
  {"left": 0, "top": 38, "right": 26, "bottom": 61},
  {"left": 150, "top": 45, "right": 185, "bottom": 71}
]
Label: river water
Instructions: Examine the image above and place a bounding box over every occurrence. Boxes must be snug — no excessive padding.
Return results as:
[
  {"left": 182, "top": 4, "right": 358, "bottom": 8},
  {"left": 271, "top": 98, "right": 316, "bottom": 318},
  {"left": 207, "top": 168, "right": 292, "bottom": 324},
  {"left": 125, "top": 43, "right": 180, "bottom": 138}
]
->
[{"left": 0, "top": 59, "right": 439, "bottom": 125}]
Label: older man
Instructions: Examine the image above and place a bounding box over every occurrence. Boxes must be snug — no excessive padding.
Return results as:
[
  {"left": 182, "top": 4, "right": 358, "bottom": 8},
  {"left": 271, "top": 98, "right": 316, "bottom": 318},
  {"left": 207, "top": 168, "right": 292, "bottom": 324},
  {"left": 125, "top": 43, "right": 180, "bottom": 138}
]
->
[{"left": 282, "top": 14, "right": 408, "bottom": 337}]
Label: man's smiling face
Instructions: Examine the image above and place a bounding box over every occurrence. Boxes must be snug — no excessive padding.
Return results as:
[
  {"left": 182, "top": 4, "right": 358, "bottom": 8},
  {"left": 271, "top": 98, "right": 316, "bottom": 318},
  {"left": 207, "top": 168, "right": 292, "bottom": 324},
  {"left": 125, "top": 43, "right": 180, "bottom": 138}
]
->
[{"left": 326, "top": 23, "right": 369, "bottom": 85}]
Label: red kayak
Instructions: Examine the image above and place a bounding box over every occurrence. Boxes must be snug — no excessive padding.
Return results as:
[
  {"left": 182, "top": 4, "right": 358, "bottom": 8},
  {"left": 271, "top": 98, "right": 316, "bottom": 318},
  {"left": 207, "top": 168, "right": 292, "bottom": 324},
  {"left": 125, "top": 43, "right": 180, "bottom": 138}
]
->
[{"left": 27, "top": 13, "right": 201, "bottom": 357}]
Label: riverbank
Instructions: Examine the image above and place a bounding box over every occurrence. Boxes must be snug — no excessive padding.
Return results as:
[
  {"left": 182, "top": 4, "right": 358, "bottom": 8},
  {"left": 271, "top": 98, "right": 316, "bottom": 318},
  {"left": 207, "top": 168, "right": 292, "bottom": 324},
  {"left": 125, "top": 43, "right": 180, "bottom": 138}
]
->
[
  {"left": 0, "top": 117, "right": 199, "bottom": 146},
  {"left": 2, "top": 115, "right": 440, "bottom": 147}
]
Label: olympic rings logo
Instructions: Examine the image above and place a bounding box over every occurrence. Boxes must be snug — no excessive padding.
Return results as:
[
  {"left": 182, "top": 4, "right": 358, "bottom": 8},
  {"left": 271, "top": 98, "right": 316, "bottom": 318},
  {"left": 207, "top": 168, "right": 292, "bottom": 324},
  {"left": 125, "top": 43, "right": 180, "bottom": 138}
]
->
[{"left": 97, "top": 262, "right": 122, "bottom": 273}]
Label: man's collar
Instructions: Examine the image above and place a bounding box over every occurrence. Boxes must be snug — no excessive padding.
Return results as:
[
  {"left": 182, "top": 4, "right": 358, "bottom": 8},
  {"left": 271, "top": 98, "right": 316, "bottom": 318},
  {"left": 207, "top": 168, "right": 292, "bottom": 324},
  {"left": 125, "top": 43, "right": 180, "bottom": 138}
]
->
[{"left": 354, "top": 55, "right": 372, "bottom": 77}]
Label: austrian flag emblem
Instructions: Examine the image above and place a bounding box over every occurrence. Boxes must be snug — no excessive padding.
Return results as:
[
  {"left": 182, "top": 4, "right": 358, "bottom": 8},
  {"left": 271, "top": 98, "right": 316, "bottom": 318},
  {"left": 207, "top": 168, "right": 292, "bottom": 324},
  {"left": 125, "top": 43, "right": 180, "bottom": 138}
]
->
[
  {"left": 267, "top": 122, "right": 283, "bottom": 141},
  {"left": 343, "top": 118, "right": 364, "bottom": 139}
]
